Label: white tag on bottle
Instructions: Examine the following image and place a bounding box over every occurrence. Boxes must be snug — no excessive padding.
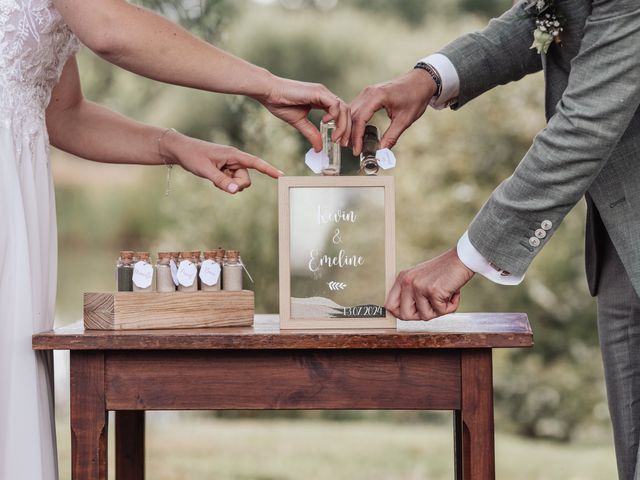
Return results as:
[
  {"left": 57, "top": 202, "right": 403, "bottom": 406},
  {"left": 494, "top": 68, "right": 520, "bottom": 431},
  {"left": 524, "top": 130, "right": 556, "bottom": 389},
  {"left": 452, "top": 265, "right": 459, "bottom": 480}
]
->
[
  {"left": 376, "top": 148, "right": 397, "bottom": 170},
  {"left": 304, "top": 148, "right": 330, "bottom": 174},
  {"left": 177, "top": 260, "right": 197, "bottom": 287},
  {"left": 305, "top": 147, "right": 396, "bottom": 173},
  {"left": 169, "top": 259, "right": 179, "bottom": 286},
  {"left": 199, "top": 259, "right": 221, "bottom": 286},
  {"left": 132, "top": 261, "right": 153, "bottom": 289}
]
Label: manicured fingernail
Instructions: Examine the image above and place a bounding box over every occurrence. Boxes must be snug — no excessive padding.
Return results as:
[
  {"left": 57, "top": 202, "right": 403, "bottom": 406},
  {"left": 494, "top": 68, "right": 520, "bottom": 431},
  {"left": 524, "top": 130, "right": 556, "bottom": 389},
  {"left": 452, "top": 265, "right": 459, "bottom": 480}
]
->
[
  {"left": 228, "top": 183, "right": 238, "bottom": 193},
  {"left": 278, "top": 170, "right": 285, "bottom": 175}
]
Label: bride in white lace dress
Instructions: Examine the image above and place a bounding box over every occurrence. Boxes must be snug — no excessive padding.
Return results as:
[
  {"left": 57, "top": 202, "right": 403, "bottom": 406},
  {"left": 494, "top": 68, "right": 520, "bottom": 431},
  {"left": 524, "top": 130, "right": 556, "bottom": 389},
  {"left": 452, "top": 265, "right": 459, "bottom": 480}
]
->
[{"left": 0, "top": 1, "right": 350, "bottom": 477}]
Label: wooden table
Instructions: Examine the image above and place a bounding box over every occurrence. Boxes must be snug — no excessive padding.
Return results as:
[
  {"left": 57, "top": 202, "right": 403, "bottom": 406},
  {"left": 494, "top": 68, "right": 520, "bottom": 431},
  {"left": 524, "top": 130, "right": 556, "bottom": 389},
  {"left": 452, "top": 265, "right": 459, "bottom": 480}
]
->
[{"left": 33, "top": 313, "right": 532, "bottom": 480}]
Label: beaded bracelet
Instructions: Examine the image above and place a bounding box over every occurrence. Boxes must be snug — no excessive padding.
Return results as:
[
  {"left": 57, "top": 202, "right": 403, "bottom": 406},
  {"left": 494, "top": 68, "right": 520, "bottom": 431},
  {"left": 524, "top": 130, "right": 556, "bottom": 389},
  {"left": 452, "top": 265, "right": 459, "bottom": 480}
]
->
[{"left": 414, "top": 62, "right": 442, "bottom": 98}]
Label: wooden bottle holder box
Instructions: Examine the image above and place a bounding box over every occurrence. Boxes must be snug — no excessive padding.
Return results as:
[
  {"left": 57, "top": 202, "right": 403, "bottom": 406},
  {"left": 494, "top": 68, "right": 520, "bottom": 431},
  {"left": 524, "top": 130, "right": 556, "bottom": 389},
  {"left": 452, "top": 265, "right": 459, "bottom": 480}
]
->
[{"left": 83, "top": 291, "right": 254, "bottom": 330}]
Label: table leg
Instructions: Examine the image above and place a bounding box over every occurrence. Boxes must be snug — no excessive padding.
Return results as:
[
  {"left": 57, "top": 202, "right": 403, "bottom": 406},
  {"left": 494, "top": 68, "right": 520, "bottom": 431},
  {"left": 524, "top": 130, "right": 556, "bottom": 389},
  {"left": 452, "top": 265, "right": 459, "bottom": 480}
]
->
[
  {"left": 116, "top": 411, "right": 146, "bottom": 480},
  {"left": 70, "top": 352, "right": 108, "bottom": 480},
  {"left": 454, "top": 410, "right": 463, "bottom": 480},
  {"left": 459, "top": 349, "right": 495, "bottom": 480}
]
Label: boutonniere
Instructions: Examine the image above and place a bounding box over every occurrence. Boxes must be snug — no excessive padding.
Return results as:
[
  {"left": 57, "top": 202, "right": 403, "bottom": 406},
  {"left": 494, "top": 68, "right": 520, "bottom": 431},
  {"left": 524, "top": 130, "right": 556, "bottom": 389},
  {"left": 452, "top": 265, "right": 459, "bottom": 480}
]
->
[{"left": 523, "top": 0, "right": 564, "bottom": 54}]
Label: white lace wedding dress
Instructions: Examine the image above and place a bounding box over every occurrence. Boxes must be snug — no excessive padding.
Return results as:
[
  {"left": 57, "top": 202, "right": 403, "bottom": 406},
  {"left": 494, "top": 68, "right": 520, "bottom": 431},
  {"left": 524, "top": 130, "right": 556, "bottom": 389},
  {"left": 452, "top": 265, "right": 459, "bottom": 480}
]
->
[{"left": 0, "top": 1, "right": 79, "bottom": 478}]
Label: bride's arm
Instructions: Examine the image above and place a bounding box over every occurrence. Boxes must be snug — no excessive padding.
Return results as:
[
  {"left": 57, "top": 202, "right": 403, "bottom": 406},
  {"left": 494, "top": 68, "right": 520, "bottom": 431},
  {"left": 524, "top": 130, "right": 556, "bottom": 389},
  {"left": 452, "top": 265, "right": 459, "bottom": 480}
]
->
[
  {"left": 46, "top": 57, "right": 282, "bottom": 194},
  {"left": 53, "top": 0, "right": 350, "bottom": 150}
]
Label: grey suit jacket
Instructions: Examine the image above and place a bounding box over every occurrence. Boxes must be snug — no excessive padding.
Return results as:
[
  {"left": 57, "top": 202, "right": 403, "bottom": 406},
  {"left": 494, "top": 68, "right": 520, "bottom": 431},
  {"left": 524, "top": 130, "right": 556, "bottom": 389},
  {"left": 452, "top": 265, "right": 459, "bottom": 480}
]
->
[{"left": 439, "top": 0, "right": 640, "bottom": 296}]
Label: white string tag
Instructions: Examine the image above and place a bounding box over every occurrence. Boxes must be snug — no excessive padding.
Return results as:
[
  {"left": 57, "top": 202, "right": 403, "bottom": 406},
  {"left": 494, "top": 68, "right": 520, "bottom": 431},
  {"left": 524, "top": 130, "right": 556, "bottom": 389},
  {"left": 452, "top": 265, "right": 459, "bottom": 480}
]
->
[
  {"left": 177, "top": 260, "right": 197, "bottom": 287},
  {"left": 199, "top": 259, "right": 221, "bottom": 286},
  {"left": 132, "top": 261, "right": 153, "bottom": 289},
  {"left": 169, "top": 259, "right": 179, "bottom": 286},
  {"left": 240, "top": 261, "right": 254, "bottom": 284}
]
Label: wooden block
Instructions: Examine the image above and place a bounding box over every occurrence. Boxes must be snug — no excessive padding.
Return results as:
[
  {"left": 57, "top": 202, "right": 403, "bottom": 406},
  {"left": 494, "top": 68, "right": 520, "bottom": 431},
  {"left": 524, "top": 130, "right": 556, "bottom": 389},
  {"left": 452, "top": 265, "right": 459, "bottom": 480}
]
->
[{"left": 84, "top": 291, "right": 254, "bottom": 330}]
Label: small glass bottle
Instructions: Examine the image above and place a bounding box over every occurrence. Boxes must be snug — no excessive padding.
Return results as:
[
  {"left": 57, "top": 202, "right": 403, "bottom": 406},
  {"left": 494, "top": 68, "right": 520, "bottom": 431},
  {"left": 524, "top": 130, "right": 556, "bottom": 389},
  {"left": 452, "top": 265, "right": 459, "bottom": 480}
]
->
[
  {"left": 192, "top": 250, "right": 202, "bottom": 289},
  {"left": 177, "top": 251, "right": 199, "bottom": 292},
  {"left": 359, "top": 124, "right": 380, "bottom": 176},
  {"left": 215, "top": 248, "right": 225, "bottom": 288},
  {"left": 155, "top": 252, "right": 175, "bottom": 293},
  {"left": 132, "top": 251, "right": 154, "bottom": 292},
  {"left": 222, "top": 250, "right": 243, "bottom": 291},
  {"left": 116, "top": 251, "right": 135, "bottom": 292},
  {"left": 200, "top": 251, "right": 222, "bottom": 291},
  {"left": 170, "top": 251, "right": 181, "bottom": 289},
  {"left": 321, "top": 120, "right": 341, "bottom": 176}
]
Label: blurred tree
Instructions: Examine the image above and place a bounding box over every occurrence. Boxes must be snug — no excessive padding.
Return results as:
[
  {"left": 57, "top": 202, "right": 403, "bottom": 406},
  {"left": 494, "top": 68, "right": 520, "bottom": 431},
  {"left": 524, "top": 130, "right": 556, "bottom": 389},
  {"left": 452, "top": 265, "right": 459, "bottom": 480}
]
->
[
  {"left": 133, "top": 0, "right": 238, "bottom": 42},
  {"left": 343, "top": 0, "right": 432, "bottom": 27},
  {"left": 457, "top": 0, "right": 513, "bottom": 18},
  {"left": 277, "top": 0, "right": 515, "bottom": 26}
]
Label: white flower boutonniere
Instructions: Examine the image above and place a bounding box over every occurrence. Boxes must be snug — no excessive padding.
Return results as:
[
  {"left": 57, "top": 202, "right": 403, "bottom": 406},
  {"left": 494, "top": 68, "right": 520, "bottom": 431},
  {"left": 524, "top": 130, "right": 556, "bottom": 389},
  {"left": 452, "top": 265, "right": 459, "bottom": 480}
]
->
[{"left": 523, "top": 0, "right": 564, "bottom": 54}]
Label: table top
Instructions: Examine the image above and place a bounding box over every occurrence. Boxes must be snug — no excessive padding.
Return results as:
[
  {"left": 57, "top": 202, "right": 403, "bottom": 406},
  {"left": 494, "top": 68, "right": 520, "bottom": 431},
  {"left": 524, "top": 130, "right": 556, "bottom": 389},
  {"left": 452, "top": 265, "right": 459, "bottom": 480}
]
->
[{"left": 32, "top": 313, "right": 532, "bottom": 351}]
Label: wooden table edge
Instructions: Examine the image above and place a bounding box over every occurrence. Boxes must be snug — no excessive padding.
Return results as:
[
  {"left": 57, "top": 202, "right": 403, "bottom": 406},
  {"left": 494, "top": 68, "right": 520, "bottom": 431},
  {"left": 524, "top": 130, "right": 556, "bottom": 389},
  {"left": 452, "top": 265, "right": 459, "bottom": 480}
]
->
[
  {"left": 33, "top": 313, "right": 533, "bottom": 351},
  {"left": 33, "top": 333, "right": 533, "bottom": 350}
]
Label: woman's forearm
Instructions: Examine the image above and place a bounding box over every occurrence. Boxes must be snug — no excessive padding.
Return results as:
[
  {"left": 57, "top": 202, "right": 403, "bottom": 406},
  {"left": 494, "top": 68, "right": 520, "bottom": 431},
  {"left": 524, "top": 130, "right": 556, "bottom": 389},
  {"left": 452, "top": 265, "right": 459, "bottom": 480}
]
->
[
  {"left": 47, "top": 98, "right": 167, "bottom": 165},
  {"left": 47, "top": 97, "right": 282, "bottom": 194},
  {"left": 47, "top": 56, "right": 282, "bottom": 194},
  {"left": 54, "top": 0, "right": 274, "bottom": 99}
]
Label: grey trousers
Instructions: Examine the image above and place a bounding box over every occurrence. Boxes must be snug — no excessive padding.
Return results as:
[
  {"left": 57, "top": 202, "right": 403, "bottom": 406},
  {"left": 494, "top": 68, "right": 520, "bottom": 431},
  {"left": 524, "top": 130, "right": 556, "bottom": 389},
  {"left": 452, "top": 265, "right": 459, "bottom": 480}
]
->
[{"left": 596, "top": 227, "right": 640, "bottom": 480}]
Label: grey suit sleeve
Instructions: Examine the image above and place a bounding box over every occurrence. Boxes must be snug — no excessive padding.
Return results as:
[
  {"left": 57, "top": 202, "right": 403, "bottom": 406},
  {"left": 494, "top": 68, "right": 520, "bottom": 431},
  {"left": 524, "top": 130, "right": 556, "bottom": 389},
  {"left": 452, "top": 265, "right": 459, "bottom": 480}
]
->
[
  {"left": 439, "top": 0, "right": 541, "bottom": 108},
  {"left": 467, "top": 1, "right": 640, "bottom": 276}
]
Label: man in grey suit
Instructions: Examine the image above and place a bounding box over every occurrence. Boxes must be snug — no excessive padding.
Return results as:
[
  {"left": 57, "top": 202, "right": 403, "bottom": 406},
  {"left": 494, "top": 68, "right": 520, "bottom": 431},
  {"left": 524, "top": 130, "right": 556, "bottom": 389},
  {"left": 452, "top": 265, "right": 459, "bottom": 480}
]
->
[{"left": 348, "top": 1, "right": 640, "bottom": 478}]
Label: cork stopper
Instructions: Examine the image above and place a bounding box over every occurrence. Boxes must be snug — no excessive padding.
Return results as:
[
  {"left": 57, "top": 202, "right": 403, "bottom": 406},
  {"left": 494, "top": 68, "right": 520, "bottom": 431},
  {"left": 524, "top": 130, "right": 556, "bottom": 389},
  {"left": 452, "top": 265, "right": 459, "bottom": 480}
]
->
[
  {"left": 203, "top": 251, "right": 217, "bottom": 260},
  {"left": 120, "top": 251, "right": 134, "bottom": 265},
  {"left": 191, "top": 251, "right": 202, "bottom": 261},
  {"left": 170, "top": 252, "right": 180, "bottom": 261},
  {"left": 157, "top": 252, "right": 172, "bottom": 264},
  {"left": 362, "top": 125, "right": 380, "bottom": 156},
  {"left": 136, "top": 251, "right": 150, "bottom": 262},
  {"left": 226, "top": 250, "right": 240, "bottom": 263},
  {"left": 179, "top": 251, "right": 193, "bottom": 261}
]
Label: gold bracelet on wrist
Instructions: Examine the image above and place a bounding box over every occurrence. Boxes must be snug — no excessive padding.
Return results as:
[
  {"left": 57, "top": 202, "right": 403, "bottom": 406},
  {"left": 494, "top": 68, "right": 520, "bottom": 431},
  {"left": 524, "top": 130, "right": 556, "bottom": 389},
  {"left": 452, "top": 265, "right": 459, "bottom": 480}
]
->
[{"left": 157, "top": 127, "right": 178, "bottom": 196}]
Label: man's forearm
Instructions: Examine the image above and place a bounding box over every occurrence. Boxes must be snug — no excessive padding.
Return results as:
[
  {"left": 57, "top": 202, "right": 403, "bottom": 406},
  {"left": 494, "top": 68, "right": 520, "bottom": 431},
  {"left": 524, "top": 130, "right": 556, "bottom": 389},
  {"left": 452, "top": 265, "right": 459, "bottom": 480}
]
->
[
  {"left": 467, "top": 2, "right": 640, "bottom": 276},
  {"left": 438, "top": 0, "right": 541, "bottom": 109}
]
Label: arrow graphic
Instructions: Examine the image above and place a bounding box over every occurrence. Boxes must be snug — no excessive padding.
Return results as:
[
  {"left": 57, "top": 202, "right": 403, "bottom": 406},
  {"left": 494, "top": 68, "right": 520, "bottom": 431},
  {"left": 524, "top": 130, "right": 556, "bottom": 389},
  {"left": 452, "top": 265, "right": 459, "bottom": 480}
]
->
[{"left": 327, "top": 281, "right": 347, "bottom": 291}]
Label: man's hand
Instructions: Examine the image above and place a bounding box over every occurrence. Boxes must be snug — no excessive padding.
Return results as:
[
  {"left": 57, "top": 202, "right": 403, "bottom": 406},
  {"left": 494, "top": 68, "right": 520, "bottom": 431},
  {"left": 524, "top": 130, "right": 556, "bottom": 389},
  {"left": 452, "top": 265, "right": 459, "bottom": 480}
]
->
[
  {"left": 385, "top": 248, "right": 475, "bottom": 321},
  {"left": 256, "top": 76, "right": 350, "bottom": 152},
  {"left": 349, "top": 69, "right": 437, "bottom": 155}
]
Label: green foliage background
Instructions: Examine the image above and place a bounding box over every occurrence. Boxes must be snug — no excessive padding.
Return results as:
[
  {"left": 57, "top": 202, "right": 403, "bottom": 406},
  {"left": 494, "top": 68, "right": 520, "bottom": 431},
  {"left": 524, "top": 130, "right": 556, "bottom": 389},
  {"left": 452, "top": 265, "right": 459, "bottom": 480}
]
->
[{"left": 53, "top": 0, "right": 608, "bottom": 442}]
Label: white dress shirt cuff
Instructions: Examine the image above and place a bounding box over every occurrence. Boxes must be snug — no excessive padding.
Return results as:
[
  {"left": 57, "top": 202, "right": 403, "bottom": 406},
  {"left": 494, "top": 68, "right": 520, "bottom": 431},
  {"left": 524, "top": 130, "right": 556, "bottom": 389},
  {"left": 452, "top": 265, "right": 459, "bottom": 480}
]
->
[
  {"left": 418, "top": 53, "right": 460, "bottom": 110},
  {"left": 457, "top": 231, "right": 525, "bottom": 286}
]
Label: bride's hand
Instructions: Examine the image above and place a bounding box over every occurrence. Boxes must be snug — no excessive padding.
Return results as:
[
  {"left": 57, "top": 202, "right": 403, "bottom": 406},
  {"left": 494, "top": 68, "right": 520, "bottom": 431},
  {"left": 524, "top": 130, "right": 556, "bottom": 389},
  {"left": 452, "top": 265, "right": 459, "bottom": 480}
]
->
[
  {"left": 160, "top": 130, "right": 283, "bottom": 194},
  {"left": 255, "top": 76, "right": 351, "bottom": 151}
]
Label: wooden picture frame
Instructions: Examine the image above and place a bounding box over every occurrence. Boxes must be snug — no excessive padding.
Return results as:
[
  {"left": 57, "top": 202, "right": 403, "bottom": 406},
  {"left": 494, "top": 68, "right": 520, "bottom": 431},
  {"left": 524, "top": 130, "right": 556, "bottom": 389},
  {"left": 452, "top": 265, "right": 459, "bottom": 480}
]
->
[{"left": 279, "top": 176, "right": 396, "bottom": 329}]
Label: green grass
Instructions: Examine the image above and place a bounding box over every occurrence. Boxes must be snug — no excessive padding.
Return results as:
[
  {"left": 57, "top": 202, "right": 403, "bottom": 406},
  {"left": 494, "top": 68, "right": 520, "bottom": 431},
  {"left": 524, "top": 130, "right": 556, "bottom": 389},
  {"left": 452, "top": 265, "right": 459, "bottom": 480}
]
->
[{"left": 55, "top": 415, "right": 617, "bottom": 479}]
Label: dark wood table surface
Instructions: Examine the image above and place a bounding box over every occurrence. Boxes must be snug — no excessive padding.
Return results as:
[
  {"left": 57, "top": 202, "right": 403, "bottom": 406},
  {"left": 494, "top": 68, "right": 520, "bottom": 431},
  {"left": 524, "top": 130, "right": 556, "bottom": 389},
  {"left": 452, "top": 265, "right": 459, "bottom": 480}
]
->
[{"left": 33, "top": 313, "right": 533, "bottom": 480}]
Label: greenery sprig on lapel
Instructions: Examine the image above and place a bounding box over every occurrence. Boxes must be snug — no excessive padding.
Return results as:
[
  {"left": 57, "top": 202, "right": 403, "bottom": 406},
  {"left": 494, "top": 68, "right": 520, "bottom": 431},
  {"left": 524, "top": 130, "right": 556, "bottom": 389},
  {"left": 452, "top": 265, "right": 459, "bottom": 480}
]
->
[{"left": 523, "top": 0, "right": 565, "bottom": 54}]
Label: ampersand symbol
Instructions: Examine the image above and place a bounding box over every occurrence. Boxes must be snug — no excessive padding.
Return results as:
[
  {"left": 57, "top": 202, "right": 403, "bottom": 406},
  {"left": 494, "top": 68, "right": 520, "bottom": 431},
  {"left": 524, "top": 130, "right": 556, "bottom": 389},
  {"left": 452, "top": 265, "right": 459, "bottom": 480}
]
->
[{"left": 332, "top": 228, "right": 342, "bottom": 244}]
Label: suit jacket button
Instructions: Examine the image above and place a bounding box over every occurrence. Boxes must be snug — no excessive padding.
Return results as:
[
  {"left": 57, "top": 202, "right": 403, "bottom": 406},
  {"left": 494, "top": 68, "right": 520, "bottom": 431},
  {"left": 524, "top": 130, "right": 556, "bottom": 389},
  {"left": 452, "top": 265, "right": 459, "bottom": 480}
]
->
[
  {"left": 535, "top": 228, "right": 547, "bottom": 239},
  {"left": 541, "top": 220, "right": 553, "bottom": 231},
  {"left": 529, "top": 236, "right": 541, "bottom": 247}
]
